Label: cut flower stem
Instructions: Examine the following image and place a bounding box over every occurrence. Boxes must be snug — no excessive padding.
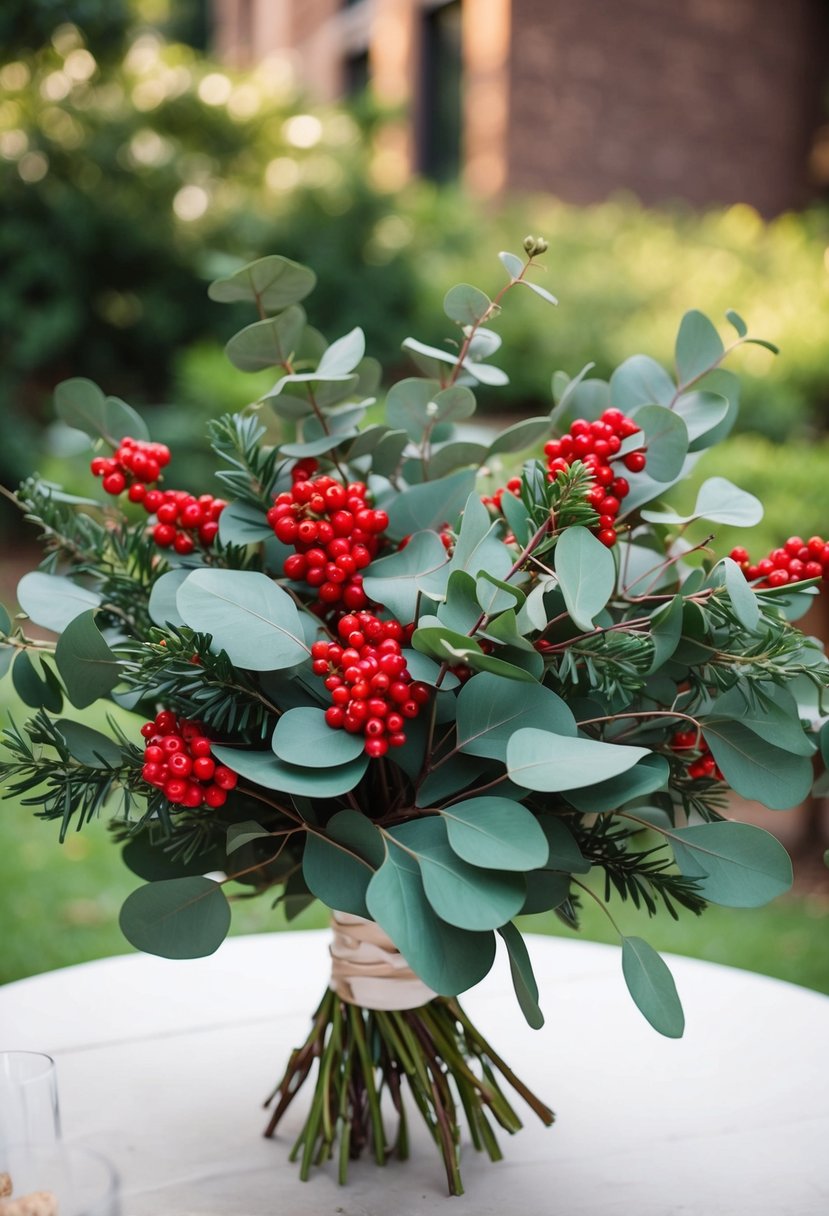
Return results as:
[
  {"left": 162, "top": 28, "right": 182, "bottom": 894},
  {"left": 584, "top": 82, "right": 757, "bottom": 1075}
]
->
[{"left": 263, "top": 988, "right": 555, "bottom": 1196}]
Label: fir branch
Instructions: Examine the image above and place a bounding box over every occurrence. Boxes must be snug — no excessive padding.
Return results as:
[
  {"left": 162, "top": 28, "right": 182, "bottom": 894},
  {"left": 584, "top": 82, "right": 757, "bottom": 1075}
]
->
[
  {"left": 120, "top": 627, "right": 278, "bottom": 740},
  {"left": 0, "top": 711, "right": 145, "bottom": 841},
  {"left": 575, "top": 817, "right": 707, "bottom": 918},
  {"left": 550, "top": 629, "right": 654, "bottom": 700},
  {"left": 208, "top": 412, "right": 287, "bottom": 510}
]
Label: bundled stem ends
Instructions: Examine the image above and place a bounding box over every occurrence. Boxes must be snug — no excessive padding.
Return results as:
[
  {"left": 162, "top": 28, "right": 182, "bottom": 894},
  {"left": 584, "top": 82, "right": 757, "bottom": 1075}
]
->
[{"left": 263, "top": 990, "right": 554, "bottom": 1196}]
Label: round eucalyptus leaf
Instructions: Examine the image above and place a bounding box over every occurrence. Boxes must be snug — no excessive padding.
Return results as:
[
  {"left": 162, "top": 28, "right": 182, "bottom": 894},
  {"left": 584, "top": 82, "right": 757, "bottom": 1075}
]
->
[
  {"left": 441, "top": 796, "right": 549, "bottom": 871},
  {"left": 208, "top": 255, "right": 316, "bottom": 310},
  {"left": 148, "top": 569, "right": 189, "bottom": 628},
  {"left": 444, "top": 283, "right": 492, "bottom": 327},
  {"left": 675, "top": 309, "right": 724, "bottom": 387},
  {"left": 272, "top": 707, "right": 365, "bottom": 767},
  {"left": 17, "top": 572, "right": 101, "bottom": 634},
  {"left": 456, "top": 672, "right": 576, "bottom": 762},
  {"left": 210, "top": 745, "right": 368, "bottom": 797},
  {"left": 225, "top": 306, "right": 306, "bottom": 372},
  {"left": 176, "top": 569, "right": 308, "bottom": 672},
  {"left": 554, "top": 527, "right": 616, "bottom": 632},
  {"left": 507, "top": 729, "right": 648, "bottom": 792},
  {"left": 54, "top": 377, "right": 149, "bottom": 442},
  {"left": 119, "top": 877, "right": 231, "bottom": 959},
  {"left": 390, "top": 818, "right": 524, "bottom": 931},
  {"left": 56, "top": 719, "right": 122, "bottom": 768},
  {"left": 366, "top": 847, "right": 496, "bottom": 996},
  {"left": 55, "top": 610, "right": 120, "bottom": 709},
  {"left": 669, "top": 822, "right": 793, "bottom": 907}
]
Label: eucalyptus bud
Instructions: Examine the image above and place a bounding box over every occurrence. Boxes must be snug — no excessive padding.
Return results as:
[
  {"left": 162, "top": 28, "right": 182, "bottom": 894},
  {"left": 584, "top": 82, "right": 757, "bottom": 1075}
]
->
[{"left": 522, "top": 235, "right": 548, "bottom": 257}]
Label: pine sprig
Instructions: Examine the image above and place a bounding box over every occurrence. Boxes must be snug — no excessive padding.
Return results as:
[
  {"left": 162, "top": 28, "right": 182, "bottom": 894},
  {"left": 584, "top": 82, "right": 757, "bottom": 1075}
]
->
[
  {"left": 121, "top": 627, "right": 278, "bottom": 740},
  {"left": 0, "top": 710, "right": 145, "bottom": 840},
  {"left": 15, "top": 477, "right": 160, "bottom": 637},
  {"left": 519, "top": 460, "right": 599, "bottom": 555},
  {"left": 552, "top": 629, "right": 653, "bottom": 700},
  {"left": 576, "top": 817, "right": 707, "bottom": 918},
  {"left": 208, "top": 412, "right": 287, "bottom": 509}
]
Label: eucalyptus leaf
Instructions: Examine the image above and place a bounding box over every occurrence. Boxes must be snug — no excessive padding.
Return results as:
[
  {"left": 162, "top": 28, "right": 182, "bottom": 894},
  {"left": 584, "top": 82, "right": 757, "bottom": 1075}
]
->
[
  {"left": 669, "top": 822, "right": 792, "bottom": 907},
  {"left": 537, "top": 814, "right": 590, "bottom": 873},
  {"left": 176, "top": 569, "right": 308, "bottom": 671},
  {"left": 385, "top": 468, "right": 476, "bottom": 537},
  {"left": 555, "top": 526, "right": 616, "bottom": 631},
  {"left": 362, "top": 530, "right": 450, "bottom": 622},
  {"left": 17, "top": 572, "right": 101, "bottom": 634},
  {"left": 366, "top": 845, "right": 496, "bottom": 995},
  {"left": 148, "top": 569, "right": 189, "bottom": 628},
  {"left": 427, "top": 440, "right": 489, "bottom": 480},
  {"left": 641, "top": 477, "right": 763, "bottom": 528},
  {"left": 702, "top": 719, "right": 814, "bottom": 809},
  {"left": 487, "top": 417, "right": 551, "bottom": 457},
  {"left": 674, "top": 391, "right": 731, "bottom": 451},
  {"left": 54, "top": 378, "right": 149, "bottom": 442},
  {"left": 272, "top": 706, "right": 366, "bottom": 767},
  {"left": 675, "top": 309, "right": 724, "bottom": 386},
  {"left": 621, "top": 937, "right": 685, "bottom": 1038},
  {"left": 609, "top": 355, "right": 675, "bottom": 410},
  {"left": 218, "top": 501, "right": 275, "bottom": 545},
  {"left": 208, "top": 255, "right": 316, "bottom": 310},
  {"left": 316, "top": 327, "right": 366, "bottom": 377},
  {"left": 566, "top": 754, "right": 670, "bottom": 813},
  {"left": 12, "top": 651, "right": 62, "bottom": 711},
  {"left": 225, "top": 307, "right": 305, "bottom": 372},
  {"left": 441, "top": 796, "right": 549, "bottom": 871},
  {"left": 55, "top": 610, "right": 120, "bottom": 709},
  {"left": 56, "top": 719, "right": 122, "bottom": 768},
  {"left": 119, "top": 877, "right": 231, "bottom": 959},
  {"left": 456, "top": 672, "right": 576, "bottom": 762},
  {"left": 444, "top": 283, "right": 492, "bottom": 327},
  {"left": 507, "top": 729, "right": 648, "bottom": 791},
  {"left": 447, "top": 493, "right": 513, "bottom": 581},
  {"left": 707, "top": 685, "right": 815, "bottom": 758},
  {"left": 722, "top": 557, "right": 761, "bottom": 632},
  {"left": 303, "top": 810, "right": 383, "bottom": 917},
  {"left": 226, "top": 821, "right": 273, "bottom": 855},
  {"left": 630, "top": 404, "right": 688, "bottom": 482},
  {"left": 498, "top": 923, "right": 544, "bottom": 1029},
  {"left": 210, "top": 745, "right": 368, "bottom": 796},
  {"left": 391, "top": 817, "right": 525, "bottom": 931}
]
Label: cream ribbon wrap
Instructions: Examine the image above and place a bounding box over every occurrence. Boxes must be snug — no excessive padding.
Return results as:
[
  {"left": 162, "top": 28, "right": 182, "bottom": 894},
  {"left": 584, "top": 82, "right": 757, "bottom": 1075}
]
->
[{"left": 329, "top": 911, "right": 437, "bottom": 1011}]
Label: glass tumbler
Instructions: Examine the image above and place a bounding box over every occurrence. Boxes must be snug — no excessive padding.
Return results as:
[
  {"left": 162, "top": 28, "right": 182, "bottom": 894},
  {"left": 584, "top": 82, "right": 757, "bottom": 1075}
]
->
[
  {"left": 0, "top": 1143, "right": 120, "bottom": 1216},
  {"left": 0, "top": 1052, "right": 61, "bottom": 1148}
]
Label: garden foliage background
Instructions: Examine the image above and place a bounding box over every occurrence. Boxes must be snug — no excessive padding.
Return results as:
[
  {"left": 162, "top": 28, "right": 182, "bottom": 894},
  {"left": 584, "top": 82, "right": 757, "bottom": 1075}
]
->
[{"left": 1, "top": 0, "right": 828, "bottom": 988}]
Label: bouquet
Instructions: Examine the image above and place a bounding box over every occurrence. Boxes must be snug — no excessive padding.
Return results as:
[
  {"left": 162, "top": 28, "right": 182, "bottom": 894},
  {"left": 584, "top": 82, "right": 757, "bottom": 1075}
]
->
[{"left": 2, "top": 238, "right": 827, "bottom": 1195}]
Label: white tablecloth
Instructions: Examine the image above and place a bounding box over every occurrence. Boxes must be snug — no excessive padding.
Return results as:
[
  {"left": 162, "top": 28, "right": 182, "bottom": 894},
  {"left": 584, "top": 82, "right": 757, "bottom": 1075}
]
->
[{"left": 1, "top": 932, "right": 827, "bottom": 1215}]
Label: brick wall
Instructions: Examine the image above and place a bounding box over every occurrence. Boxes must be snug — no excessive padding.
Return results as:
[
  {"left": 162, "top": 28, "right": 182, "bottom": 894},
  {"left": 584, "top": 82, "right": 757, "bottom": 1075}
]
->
[{"left": 507, "top": 0, "right": 828, "bottom": 214}]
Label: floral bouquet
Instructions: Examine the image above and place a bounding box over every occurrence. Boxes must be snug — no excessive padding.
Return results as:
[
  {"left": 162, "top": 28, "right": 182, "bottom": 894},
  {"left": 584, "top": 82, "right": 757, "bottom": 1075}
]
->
[{"left": 1, "top": 240, "right": 827, "bottom": 1195}]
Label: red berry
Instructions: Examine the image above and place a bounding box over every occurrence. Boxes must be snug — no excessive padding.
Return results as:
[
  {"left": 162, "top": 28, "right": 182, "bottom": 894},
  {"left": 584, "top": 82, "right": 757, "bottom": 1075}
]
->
[
  {"left": 213, "top": 766, "right": 237, "bottom": 790},
  {"left": 203, "top": 785, "right": 227, "bottom": 808},
  {"left": 622, "top": 451, "right": 646, "bottom": 473},
  {"left": 102, "top": 471, "right": 126, "bottom": 496}
]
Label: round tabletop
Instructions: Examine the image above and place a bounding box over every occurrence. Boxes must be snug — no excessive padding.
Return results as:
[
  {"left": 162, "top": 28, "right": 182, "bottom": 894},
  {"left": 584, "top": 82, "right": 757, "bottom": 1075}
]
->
[{"left": 1, "top": 931, "right": 827, "bottom": 1215}]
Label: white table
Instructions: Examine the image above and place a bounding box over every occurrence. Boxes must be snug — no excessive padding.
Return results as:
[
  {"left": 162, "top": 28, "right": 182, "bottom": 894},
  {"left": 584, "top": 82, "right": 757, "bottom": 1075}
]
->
[{"left": 1, "top": 932, "right": 827, "bottom": 1215}]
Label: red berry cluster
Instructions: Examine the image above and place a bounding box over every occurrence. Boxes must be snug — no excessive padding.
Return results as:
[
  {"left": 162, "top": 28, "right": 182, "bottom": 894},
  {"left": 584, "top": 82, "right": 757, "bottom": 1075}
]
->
[
  {"left": 91, "top": 437, "right": 171, "bottom": 497},
  {"left": 670, "top": 729, "right": 724, "bottom": 782},
  {"left": 310, "top": 612, "right": 429, "bottom": 757},
  {"left": 268, "top": 467, "right": 389, "bottom": 610},
  {"left": 730, "top": 535, "right": 829, "bottom": 589},
  {"left": 139, "top": 710, "right": 238, "bottom": 808},
  {"left": 481, "top": 477, "right": 523, "bottom": 513},
  {"left": 544, "top": 410, "right": 647, "bottom": 548},
  {"left": 142, "top": 490, "right": 227, "bottom": 555}
]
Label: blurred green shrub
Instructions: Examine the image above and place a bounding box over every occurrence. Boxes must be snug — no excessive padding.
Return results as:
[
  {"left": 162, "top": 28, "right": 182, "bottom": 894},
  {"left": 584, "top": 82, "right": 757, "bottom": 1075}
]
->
[{"left": 1, "top": 9, "right": 828, "bottom": 538}]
